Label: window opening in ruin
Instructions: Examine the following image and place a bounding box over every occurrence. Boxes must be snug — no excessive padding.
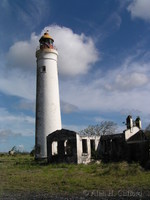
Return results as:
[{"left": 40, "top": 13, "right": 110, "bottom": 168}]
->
[
  {"left": 52, "top": 141, "right": 58, "bottom": 155},
  {"left": 82, "top": 139, "right": 88, "bottom": 153},
  {"left": 65, "top": 140, "right": 73, "bottom": 156},
  {"left": 64, "top": 140, "right": 67, "bottom": 155},
  {"left": 90, "top": 140, "right": 95, "bottom": 157}
]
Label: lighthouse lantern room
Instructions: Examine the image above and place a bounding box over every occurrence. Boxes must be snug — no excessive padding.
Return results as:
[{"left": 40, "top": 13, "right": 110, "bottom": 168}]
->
[{"left": 39, "top": 32, "right": 54, "bottom": 49}]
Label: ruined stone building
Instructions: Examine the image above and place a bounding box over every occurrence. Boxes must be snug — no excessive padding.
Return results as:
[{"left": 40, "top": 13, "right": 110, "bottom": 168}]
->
[
  {"left": 99, "top": 116, "right": 149, "bottom": 163},
  {"left": 47, "top": 129, "right": 100, "bottom": 164},
  {"left": 47, "top": 116, "right": 149, "bottom": 164}
]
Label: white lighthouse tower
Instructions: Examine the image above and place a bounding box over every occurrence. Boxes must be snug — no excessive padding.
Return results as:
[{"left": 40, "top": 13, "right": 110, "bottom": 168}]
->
[{"left": 35, "top": 31, "right": 62, "bottom": 159}]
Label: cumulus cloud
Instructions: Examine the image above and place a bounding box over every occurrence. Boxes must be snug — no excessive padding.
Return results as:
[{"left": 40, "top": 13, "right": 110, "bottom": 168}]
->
[
  {"left": 60, "top": 56, "right": 150, "bottom": 118},
  {"left": 3, "top": 25, "right": 99, "bottom": 101},
  {"left": 1, "top": 24, "right": 150, "bottom": 129},
  {"left": 43, "top": 25, "right": 99, "bottom": 76},
  {"left": 0, "top": 24, "right": 100, "bottom": 117},
  {"left": 0, "top": 107, "right": 34, "bottom": 136},
  {"left": 0, "top": 69, "right": 35, "bottom": 100},
  {"left": 127, "top": 0, "right": 150, "bottom": 21},
  {"left": 63, "top": 124, "right": 86, "bottom": 132},
  {"left": 0, "top": 108, "right": 34, "bottom": 123},
  {"left": 0, "top": 129, "right": 21, "bottom": 143},
  {"left": 4, "top": 27, "right": 150, "bottom": 119},
  {"left": 6, "top": 33, "right": 38, "bottom": 71},
  {"left": 6, "top": 25, "right": 99, "bottom": 77},
  {"left": 114, "top": 72, "right": 148, "bottom": 90},
  {"left": 105, "top": 67, "right": 149, "bottom": 92},
  {"left": 61, "top": 78, "right": 150, "bottom": 116}
]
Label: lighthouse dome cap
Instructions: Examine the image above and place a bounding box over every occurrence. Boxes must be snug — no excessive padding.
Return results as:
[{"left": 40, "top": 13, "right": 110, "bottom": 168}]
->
[{"left": 39, "top": 32, "right": 54, "bottom": 42}]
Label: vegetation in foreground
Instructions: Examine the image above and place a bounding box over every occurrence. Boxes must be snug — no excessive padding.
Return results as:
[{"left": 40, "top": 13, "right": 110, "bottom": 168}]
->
[{"left": 0, "top": 154, "right": 150, "bottom": 196}]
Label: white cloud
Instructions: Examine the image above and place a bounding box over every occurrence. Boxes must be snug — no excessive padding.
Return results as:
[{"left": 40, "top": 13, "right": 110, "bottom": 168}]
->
[
  {"left": 60, "top": 57, "right": 150, "bottom": 119},
  {"left": 128, "top": 0, "right": 150, "bottom": 21},
  {"left": 2, "top": 25, "right": 99, "bottom": 101},
  {"left": 1, "top": 24, "right": 150, "bottom": 130},
  {"left": 104, "top": 63, "right": 149, "bottom": 92},
  {"left": 114, "top": 72, "right": 148, "bottom": 90},
  {"left": 17, "top": 99, "right": 35, "bottom": 112},
  {"left": 63, "top": 124, "right": 86, "bottom": 132},
  {"left": 6, "top": 33, "right": 38, "bottom": 71},
  {"left": 17, "top": 144, "right": 24, "bottom": 152},
  {"left": 0, "top": 129, "right": 21, "bottom": 143},
  {"left": 61, "top": 101, "right": 79, "bottom": 114},
  {"left": 44, "top": 25, "right": 99, "bottom": 76},
  {"left": 0, "top": 69, "right": 35, "bottom": 100},
  {"left": 6, "top": 25, "right": 99, "bottom": 77},
  {"left": 0, "top": 109, "right": 35, "bottom": 125},
  {"left": 94, "top": 116, "right": 113, "bottom": 123},
  {"left": 0, "top": 107, "right": 34, "bottom": 136}
]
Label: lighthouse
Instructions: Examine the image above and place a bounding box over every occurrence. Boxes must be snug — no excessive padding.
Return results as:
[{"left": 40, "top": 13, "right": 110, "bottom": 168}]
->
[{"left": 35, "top": 31, "right": 62, "bottom": 159}]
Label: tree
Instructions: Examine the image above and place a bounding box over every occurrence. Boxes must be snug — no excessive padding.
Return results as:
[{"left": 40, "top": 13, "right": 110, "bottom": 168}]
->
[
  {"left": 144, "top": 124, "right": 150, "bottom": 141},
  {"left": 79, "top": 121, "right": 117, "bottom": 136},
  {"left": 145, "top": 123, "right": 150, "bottom": 131}
]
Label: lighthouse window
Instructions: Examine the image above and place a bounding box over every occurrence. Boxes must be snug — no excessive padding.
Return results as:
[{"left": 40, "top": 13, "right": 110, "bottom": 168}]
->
[
  {"left": 40, "top": 66, "right": 46, "bottom": 73},
  {"left": 50, "top": 39, "right": 53, "bottom": 45}
]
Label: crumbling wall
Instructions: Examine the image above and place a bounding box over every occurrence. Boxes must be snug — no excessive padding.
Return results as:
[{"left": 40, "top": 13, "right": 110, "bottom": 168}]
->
[
  {"left": 76, "top": 135, "right": 100, "bottom": 164},
  {"left": 47, "top": 129, "right": 100, "bottom": 164},
  {"left": 47, "top": 129, "right": 77, "bottom": 163}
]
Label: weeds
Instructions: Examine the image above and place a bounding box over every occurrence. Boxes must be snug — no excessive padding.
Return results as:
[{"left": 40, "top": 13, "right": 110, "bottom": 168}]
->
[{"left": 0, "top": 154, "right": 150, "bottom": 195}]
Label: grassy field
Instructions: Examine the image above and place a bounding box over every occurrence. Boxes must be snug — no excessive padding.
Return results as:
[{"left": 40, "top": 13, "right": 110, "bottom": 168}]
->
[{"left": 0, "top": 154, "right": 150, "bottom": 196}]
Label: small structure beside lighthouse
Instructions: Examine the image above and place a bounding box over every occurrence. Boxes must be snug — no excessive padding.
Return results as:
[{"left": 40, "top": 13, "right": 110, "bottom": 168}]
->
[{"left": 35, "top": 31, "right": 62, "bottom": 159}]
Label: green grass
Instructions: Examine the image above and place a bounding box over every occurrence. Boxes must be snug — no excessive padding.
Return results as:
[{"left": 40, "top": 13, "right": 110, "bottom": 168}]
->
[{"left": 0, "top": 154, "right": 150, "bottom": 196}]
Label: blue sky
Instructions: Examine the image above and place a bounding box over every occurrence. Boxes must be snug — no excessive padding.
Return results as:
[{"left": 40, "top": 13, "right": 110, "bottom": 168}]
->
[{"left": 1, "top": 0, "right": 150, "bottom": 152}]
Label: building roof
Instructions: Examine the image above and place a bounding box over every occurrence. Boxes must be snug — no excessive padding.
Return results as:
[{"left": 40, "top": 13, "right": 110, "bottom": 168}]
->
[
  {"left": 100, "top": 133, "right": 125, "bottom": 140},
  {"left": 126, "top": 130, "right": 147, "bottom": 143},
  {"left": 39, "top": 32, "right": 54, "bottom": 42},
  {"left": 47, "top": 129, "right": 77, "bottom": 141}
]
